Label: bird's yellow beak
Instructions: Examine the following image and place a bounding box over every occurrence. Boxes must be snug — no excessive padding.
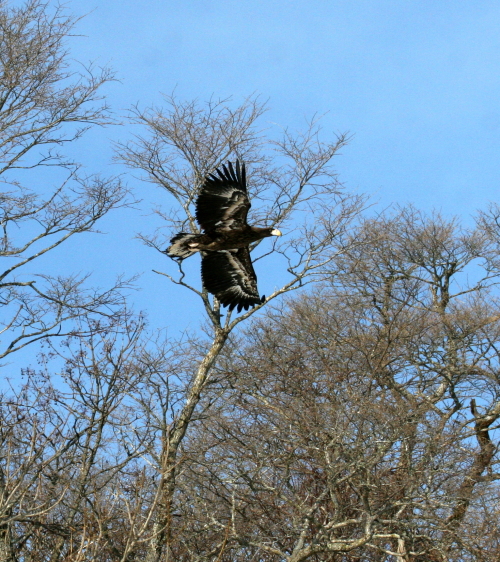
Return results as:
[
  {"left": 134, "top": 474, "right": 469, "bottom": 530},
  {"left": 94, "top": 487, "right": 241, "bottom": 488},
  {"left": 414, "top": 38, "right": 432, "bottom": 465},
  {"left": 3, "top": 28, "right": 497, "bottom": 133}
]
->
[{"left": 271, "top": 229, "right": 282, "bottom": 236}]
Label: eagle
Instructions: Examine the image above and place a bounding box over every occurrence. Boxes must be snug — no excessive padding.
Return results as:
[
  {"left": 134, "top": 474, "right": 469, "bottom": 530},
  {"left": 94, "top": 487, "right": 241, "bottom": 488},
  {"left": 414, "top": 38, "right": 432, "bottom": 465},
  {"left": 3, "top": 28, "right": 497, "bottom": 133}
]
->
[{"left": 165, "top": 160, "right": 282, "bottom": 313}]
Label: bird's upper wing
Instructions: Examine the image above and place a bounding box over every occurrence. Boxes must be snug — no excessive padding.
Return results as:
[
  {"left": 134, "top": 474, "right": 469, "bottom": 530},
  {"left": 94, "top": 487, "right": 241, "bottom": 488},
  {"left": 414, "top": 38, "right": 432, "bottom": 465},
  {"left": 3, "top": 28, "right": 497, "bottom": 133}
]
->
[
  {"left": 196, "top": 160, "right": 250, "bottom": 232},
  {"left": 201, "top": 247, "right": 264, "bottom": 312}
]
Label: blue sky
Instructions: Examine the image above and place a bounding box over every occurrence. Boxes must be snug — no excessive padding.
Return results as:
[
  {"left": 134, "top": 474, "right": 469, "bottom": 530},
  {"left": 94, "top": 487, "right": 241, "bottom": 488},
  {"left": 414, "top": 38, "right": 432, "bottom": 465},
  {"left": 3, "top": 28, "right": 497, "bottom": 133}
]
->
[
  {"left": 6, "top": 0, "right": 500, "bottom": 368},
  {"left": 69, "top": 0, "right": 500, "bottom": 209},
  {"left": 69, "top": 0, "right": 500, "bottom": 207}
]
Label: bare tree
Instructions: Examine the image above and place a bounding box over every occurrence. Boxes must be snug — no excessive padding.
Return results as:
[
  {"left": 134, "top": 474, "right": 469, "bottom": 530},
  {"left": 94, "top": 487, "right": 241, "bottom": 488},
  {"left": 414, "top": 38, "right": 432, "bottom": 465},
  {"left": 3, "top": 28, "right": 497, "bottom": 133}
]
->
[
  {"left": 5, "top": 69, "right": 500, "bottom": 559},
  {"left": 117, "top": 93, "right": 364, "bottom": 561},
  {"left": 170, "top": 208, "right": 500, "bottom": 561},
  {"left": 0, "top": 313, "right": 153, "bottom": 562},
  {"left": 6, "top": 5, "right": 496, "bottom": 559},
  {"left": 0, "top": 0, "right": 132, "bottom": 361},
  {"left": 7, "top": 202, "right": 500, "bottom": 562}
]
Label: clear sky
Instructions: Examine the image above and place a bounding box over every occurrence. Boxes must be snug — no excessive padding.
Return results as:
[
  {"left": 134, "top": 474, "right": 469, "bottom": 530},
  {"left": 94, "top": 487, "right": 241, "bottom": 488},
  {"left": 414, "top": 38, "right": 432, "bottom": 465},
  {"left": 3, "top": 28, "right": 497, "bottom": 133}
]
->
[
  {"left": 70, "top": 0, "right": 500, "bottom": 211},
  {"left": 6, "top": 0, "right": 500, "bottom": 367}
]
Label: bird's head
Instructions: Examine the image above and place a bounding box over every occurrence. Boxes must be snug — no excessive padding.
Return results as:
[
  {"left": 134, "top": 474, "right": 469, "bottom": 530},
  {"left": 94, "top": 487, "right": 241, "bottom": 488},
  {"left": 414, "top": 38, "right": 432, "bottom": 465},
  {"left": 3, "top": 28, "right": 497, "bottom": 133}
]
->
[{"left": 271, "top": 229, "right": 282, "bottom": 236}]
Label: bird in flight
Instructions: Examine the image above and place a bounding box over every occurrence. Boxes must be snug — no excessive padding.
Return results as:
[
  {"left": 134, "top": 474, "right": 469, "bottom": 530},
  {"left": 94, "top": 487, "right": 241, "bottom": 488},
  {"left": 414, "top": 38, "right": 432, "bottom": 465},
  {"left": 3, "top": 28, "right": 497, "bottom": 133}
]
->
[{"left": 166, "top": 160, "right": 282, "bottom": 313}]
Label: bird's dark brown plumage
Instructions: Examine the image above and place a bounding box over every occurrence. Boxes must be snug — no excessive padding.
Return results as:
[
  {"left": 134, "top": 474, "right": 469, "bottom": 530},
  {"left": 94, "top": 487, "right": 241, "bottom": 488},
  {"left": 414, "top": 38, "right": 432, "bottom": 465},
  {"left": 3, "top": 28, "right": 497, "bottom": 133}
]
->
[{"left": 165, "top": 160, "right": 281, "bottom": 312}]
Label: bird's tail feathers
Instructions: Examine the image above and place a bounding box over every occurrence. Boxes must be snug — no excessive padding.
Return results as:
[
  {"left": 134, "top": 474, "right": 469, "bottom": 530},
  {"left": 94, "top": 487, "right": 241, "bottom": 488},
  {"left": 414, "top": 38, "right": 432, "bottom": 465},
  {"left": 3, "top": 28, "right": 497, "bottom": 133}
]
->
[{"left": 166, "top": 233, "right": 200, "bottom": 259}]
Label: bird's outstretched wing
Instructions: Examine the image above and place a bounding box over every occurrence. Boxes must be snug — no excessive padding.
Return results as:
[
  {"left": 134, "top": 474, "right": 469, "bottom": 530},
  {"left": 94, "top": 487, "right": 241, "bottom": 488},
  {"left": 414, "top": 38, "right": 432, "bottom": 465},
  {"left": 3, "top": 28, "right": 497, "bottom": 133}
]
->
[
  {"left": 196, "top": 160, "right": 250, "bottom": 232},
  {"left": 201, "top": 247, "right": 265, "bottom": 312}
]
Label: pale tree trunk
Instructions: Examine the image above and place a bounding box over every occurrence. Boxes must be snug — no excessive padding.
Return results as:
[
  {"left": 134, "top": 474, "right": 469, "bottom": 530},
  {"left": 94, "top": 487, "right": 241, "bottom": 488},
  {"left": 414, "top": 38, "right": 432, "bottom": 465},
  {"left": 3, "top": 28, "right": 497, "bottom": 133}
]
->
[{"left": 146, "top": 328, "right": 229, "bottom": 562}]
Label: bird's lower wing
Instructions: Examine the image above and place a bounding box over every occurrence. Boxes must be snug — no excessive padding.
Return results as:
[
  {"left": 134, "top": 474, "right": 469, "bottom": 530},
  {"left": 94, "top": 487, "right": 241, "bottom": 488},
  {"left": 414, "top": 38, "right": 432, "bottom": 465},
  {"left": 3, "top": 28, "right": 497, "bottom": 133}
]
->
[{"left": 201, "top": 248, "right": 263, "bottom": 312}]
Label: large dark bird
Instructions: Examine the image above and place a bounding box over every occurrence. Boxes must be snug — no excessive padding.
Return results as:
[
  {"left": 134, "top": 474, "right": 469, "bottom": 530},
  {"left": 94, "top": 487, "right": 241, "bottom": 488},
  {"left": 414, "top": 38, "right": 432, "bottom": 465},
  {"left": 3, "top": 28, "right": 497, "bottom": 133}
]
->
[{"left": 165, "top": 160, "right": 282, "bottom": 312}]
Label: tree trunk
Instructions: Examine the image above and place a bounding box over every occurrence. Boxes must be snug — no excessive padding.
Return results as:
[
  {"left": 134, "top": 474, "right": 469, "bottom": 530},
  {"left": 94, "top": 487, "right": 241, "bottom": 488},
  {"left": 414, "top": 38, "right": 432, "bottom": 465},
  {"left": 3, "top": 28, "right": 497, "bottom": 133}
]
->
[{"left": 146, "top": 328, "right": 229, "bottom": 562}]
